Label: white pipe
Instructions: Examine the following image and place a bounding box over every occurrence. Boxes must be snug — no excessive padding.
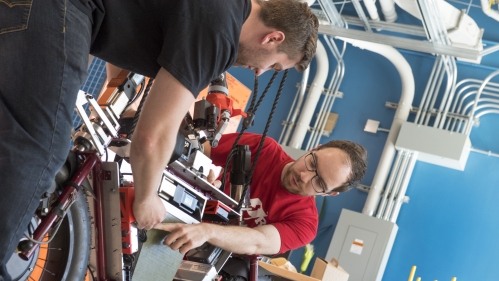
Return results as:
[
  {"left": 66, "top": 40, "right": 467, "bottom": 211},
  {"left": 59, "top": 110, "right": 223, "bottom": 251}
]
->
[
  {"left": 379, "top": 0, "right": 398, "bottom": 22},
  {"left": 415, "top": 57, "right": 440, "bottom": 124},
  {"left": 363, "top": 0, "right": 381, "bottom": 21},
  {"left": 480, "top": 0, "right": 499, "bottom": 21},
  {"left": 337, "top": 38, "right": 415, "bottom": 217},
  {"left": 464, "top": 70, "right": 499, "bottom": 134},
  {"left": 289, "top": 40, "right": 329, "bottom": 149},
  {"left": 437, "top": 57, "right": 457, "bottom": 129},
  {"left": 424, "top": 58, "right": 447, "bottom": 126},
  {"left": 280, "top": 67, "right": 310, "bottom": 145},
  {"left": 396, "top": 0, "right": 482, "bottom": 50}
]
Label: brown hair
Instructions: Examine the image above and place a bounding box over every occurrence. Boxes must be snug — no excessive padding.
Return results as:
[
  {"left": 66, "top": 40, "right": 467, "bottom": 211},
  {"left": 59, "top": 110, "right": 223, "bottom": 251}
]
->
[
  {"left": 256, "top": 0, "right": 319, "bottom": 72},
  {"left": 316, "top": 140, "right": 367, "bottom": 193}
]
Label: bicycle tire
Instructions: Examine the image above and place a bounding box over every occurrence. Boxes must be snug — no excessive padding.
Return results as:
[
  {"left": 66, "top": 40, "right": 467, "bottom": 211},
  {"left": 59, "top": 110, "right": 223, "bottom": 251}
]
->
[{"left": 9, "top": 188, "right": 91, "bottom": 281}]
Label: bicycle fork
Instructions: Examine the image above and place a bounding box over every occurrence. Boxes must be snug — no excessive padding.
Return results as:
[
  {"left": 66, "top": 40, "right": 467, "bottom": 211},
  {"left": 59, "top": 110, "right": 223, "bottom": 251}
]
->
[{"left": 20, "top": 152, "right": 119, "bottom": 281}]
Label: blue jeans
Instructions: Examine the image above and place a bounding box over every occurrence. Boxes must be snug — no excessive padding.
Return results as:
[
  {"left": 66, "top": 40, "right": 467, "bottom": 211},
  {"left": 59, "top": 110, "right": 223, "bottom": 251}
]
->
[{"left": 0, "top": 0, "right": 92, "bottom": 280}]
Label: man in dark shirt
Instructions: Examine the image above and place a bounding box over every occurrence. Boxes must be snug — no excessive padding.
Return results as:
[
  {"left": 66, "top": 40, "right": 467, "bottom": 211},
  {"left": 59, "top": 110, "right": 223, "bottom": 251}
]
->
[{"left": 0, "top": 0, "right": 318, "bottom": 280}]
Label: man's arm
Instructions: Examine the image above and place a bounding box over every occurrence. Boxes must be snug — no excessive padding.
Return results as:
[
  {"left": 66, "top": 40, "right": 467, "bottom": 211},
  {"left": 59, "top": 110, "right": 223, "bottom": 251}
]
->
[
  {"left": 131, "top": 67, "right": 195, "bottom": 230},
  {"left": 154, "top": 222, "right": 281, "bottom": 255}
]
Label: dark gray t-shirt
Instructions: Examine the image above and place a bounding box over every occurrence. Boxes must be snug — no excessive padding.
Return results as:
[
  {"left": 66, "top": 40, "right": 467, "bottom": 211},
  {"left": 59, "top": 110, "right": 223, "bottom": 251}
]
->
[{"left": 72, "top": 0, "right": 251, "bottom": 97}]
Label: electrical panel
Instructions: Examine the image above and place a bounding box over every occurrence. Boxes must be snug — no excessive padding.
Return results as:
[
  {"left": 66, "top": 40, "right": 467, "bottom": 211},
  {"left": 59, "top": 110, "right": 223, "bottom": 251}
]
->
[{"left": 325, "top": 209, "right": 398, "bottom": 281}]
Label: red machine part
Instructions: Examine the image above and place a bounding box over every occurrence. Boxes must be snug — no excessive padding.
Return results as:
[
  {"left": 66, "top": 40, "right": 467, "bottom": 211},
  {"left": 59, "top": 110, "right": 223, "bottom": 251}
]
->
[
  {"left": 206, "top": 93, "right": 247, "bottom": 120},
  {"left": 120, "top": 186, "right": 136, "bottom": 254},
  {"left": 202, "top": 200, "right": 232, "bottom": 222}
]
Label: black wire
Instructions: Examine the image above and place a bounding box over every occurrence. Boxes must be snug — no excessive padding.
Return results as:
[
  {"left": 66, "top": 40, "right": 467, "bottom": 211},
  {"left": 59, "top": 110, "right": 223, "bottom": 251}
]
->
[
  {"left": 87, "top": 265, "right": 96, "bottom": 281},
  {"left": 128, "top": 78, "right": 154, "bottom": 139},
  {"left": 237, "top": 70, "right": 288, "bottom": 211},
  {"left": 246, "top": 74, "right": 259, "bottom": 113},
  {"left": 220, "top": 72, "right": 277, "bottom": 192},
  {"left": 219, "top": 149, "right": 237, "bottom": 191},
  {"left": 251, "top": 72, "right": 279, "bottom": 113}
]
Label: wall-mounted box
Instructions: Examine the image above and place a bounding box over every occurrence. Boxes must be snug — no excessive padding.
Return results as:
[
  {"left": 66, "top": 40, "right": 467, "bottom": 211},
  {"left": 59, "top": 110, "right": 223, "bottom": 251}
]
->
[
  {"left": 325, "top": 209, "right": 398, "bottom": 281},
  {"left": 395, "top": 121, "right": 471, "bottom": 171}
]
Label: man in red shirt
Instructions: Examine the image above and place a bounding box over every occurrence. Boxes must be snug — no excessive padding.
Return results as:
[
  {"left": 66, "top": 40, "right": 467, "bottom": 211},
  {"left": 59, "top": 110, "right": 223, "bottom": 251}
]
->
[{"left": 155, "top": 133, "right": 367, "bottom": 255}]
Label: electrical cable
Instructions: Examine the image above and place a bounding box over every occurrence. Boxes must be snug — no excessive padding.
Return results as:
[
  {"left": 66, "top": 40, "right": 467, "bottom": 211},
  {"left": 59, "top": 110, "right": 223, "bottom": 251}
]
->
[
  {"left": 218, "top": 70, "right": 288, "bottom": 210},
  {"left": 219, "top": 72, "right": 277, "bottom": 192},
  {"left": 87, "top": 265, "right": 96, "bottom": 281},
  {"left": 23, "top": 198, "right": 77, "bottom": 245},
  {"left": 237, "top": 70, "right": 289, "bottom": 211}
]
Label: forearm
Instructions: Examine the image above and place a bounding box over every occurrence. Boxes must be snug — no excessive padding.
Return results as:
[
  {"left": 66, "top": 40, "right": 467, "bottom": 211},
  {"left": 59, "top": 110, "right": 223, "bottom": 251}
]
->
[
  {"left": 203, "top": 223, "right": 281, "bottom": 255},
  {"left": 129, "top": 67, "right": 195, "bottom": 229},
  {"left": 130, "top": 136, "right": 171, "bottom": 201}
]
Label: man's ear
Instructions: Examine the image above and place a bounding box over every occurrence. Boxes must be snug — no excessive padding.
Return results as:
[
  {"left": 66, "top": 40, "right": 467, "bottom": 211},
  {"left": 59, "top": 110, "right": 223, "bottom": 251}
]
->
[
  {"left": 319, "top": 191, "right": 339, "bottom": 197},
  {"left": 261, "top": 31, "right": 285, "bottom": 45}
]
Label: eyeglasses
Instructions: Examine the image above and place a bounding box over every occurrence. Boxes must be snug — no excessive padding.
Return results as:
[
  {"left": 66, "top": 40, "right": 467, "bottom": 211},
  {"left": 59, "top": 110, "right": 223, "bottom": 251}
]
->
[{"left": 304, "top": 151, "right": 332, "bottom": 194}]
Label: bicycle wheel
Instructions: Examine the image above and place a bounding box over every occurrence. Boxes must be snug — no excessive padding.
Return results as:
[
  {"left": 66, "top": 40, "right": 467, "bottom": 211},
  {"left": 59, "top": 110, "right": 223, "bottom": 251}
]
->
[{"left": 7, "top": 188, "right": 91, "bottom": 281}]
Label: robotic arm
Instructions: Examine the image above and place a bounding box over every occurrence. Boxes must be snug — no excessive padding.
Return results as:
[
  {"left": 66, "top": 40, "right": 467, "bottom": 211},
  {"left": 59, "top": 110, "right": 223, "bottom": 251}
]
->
[{"left": 191, "top": 73, "right": 247, "bottom": 148}]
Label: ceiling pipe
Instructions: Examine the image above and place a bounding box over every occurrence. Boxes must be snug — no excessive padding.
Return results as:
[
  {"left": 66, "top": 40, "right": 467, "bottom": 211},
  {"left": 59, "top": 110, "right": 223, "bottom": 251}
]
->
[
  {"left": 395, "top": 0, "right": 482, "bottom": 52},
  {"left": 480, "top": 0, "right": 499, "bottom": 21},
  {"left": 363, "top": 0, "right": 381, "bottom": 21},
  {"left": 289, "top": 40, "right": 329, "bottom": 149},
  {"left": 380, "top": 0, "right": 398, "bottom": 22},
  {"left": 279, "top": 66, "right": 311, "bottom": 145},
  {"left": 337, "top": 38, "right": 415, "bottom": 216}
]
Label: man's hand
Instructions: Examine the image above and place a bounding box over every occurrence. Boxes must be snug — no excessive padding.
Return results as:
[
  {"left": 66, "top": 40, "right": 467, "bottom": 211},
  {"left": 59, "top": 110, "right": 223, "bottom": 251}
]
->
[
  {"left": 129, "top": 67, "right": 194, "bottom": 229},
  {"left": 154, "top": 223, "right": 211, "bottom": 254},
  {"left": 207, "top": 168, "right": 223, "bottom": 188},
  {"left": 133, "top": 195, "right": 167, "bottom": 230}
]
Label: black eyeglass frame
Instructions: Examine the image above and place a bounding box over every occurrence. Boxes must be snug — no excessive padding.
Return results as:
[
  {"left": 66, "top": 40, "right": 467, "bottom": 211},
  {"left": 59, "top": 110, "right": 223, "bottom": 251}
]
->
[{"left": 304, "top": 151, "right": 336, "bottom": 195}]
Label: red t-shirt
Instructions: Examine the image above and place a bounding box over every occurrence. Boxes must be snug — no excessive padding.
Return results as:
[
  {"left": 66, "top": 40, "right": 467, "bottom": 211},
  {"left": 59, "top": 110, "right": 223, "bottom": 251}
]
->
[{"left": 211, "top": 133, "right": 318, "bottom": 254}]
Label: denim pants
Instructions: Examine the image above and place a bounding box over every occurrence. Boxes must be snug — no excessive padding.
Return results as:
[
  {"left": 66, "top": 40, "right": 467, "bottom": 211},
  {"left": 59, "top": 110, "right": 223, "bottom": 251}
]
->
[{"left": 0, "top": 0, "right": 92, "bottom": 279}]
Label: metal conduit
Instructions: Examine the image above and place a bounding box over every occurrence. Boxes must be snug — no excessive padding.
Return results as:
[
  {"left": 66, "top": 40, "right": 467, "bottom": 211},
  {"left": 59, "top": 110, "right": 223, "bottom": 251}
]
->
[
  {"left": 414, "top": 0, "right": 457, "bottom": 128},
  {"left": 376, "top": 151, "right": 404, "bottom": 219},
  {"left": 462, "top": 98, "right": 499, "bottom": 116},
  {"left": 317, "top": 0, "right": 344, "bottom": 27},
  {"left": 436, "top": 56, "right": 457, "bottom": 128},
  {"left": 306, "top": 36, "right": 346, "bottom": 150},
  {"left": 446, "top": 82, "right": 482, "bottom": 131},
  {"left": 279, "top": 67, "right": 310, "bottom": 145},
  {"left": 383, "top": 152, "right": 411, "bottom": 221},
  {"left": 475, "top": 108, "right": 499, "bottom": 118},
  {"left": 423, "top": 57, "right": 447, "bottom": 126},
  {"left": 458, "top": 92, "right": 499, "bottom": 133},
  {"left": 415, "top": 57, "right": 440, "bottom": 124},
  {"left": 417, "top": 56, "right": 444, "bottom": 125},
  {"left": 464, "top": 70, "right": 499, "bottom": 133},
  {"left": 389, "top": 151, "right": 418, "bottom": 223},
  {"left": 305, "top": 41, "right": 338, "bottom": 150},
  {"left": 448, "top": 79, "right": 499, "bottom": 131},
  {"left": 279, "top": 86, "right": 301, "bottom": 144}
]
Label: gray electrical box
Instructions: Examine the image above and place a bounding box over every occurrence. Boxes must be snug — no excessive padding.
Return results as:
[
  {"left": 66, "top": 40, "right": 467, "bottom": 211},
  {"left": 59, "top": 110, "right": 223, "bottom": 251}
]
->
[
  {"left": 395, "top": 121, "right": 471, "bottom": 171},
  {"left": 325, "top": 209, "right": 398, "bottom": 281}
]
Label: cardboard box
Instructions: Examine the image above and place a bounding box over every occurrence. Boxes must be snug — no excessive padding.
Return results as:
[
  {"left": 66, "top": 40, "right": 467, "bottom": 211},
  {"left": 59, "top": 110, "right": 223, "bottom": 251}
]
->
[
  {"left": 310, "top": 258, "right": 349, "bottom": 281},
  {"left": 258, "top": 261, "right": 320, "bottom": 281}
]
